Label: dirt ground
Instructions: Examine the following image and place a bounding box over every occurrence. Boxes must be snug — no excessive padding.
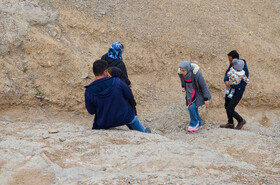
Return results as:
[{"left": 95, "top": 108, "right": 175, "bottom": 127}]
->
[{"left": 0, "top": 0, "right": 280, "bottom": 184}]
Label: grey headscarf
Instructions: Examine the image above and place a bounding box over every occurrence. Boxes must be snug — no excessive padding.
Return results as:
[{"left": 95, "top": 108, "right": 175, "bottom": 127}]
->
[{"left": 180, "top": 61, "right": 194, "bottom": 79}]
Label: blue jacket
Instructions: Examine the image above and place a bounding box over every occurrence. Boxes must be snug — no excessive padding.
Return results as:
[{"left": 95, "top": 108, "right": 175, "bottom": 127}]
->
[
  {"left": 224, "top": 59, "right": 249, "bottom": 96},
  {"left": 85, "top": 77, "right": 135, "bottom": 129}
]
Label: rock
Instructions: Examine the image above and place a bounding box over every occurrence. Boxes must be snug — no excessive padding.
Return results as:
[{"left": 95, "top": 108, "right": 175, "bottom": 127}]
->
[
  {"left": 70, "top": 80, "right": 75, "bottom": 86},
  {"left": 43, "top": 135, "right": 49, "bottom": 139},
  {"left": 145, "top": 118, "right": 153, "bottom": 122},
  {"left": 59, "top": 138, "right": 66, "bottom": 142},
  {"left": 81, "top": 73, "right": 89, "bottom": 79},
  {"left": 2, "top": 116, "right": 10, "bottom": 122},
  {"left": 48, "top": 130, "right": 59, "bottom": 134},
  {"left": 5, "top": 81, "right": 12, "bottom": 87}
]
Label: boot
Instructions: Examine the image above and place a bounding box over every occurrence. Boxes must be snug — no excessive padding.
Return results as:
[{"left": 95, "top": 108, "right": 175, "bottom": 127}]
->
[
  {"left": 235, "top": 120, "right": 246, "bottom": 130},
  {"left": 220, "top": 123, "right": 234, "bottom": 129}
]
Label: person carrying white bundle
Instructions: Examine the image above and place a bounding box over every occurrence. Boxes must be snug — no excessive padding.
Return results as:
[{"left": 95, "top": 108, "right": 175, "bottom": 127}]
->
[{"left": 226, "top": 59, "right": 249, "bottom": 99}]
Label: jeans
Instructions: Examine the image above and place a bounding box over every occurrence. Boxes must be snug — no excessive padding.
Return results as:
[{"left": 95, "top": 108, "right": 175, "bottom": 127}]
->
[
  {"left": 188, "top": 101, "right": 202, "bottom": 127},
  {"left": 225, "top": 94, "right": 243, "bottom": 124},
  {"left": 127, "top": 116, "right": 147, "bottom": 133}
]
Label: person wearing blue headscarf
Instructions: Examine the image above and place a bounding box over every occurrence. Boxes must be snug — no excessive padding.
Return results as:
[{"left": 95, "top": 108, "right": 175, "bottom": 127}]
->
[
  {"left": 101, "top": 42, "right": 131, "bottom": 86},
  {"left": 108, "top": 42, "right": 123, "bottom": 60}
]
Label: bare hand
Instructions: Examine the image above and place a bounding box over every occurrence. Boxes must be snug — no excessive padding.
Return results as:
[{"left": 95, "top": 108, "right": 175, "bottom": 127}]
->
[
  {"left": 204, "top": 100, "right": 210, "bottom": 106},
  {"left": 182, "top": 88, "right": 186, "bottom": 93},
  {"left": 225, "top": 81, "right": 231, "bottom": 88}
]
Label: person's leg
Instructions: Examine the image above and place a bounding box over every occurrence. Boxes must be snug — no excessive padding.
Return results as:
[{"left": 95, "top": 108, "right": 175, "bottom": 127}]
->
[
  {"left": 127, "top": 116, "right": 150, "bottom": 133},
  {"left": 195, "top": 106, "right": 202, "bottom": 128},
  {"left": 126, "top": 124, "right": 133, "bottom": 130},
  {"left": 226, "top": 87, "right": 231, "bottom": 95},
  {"left": 226, "top": 95, "right": 243, "bottom": 123},
  {"left": 228, "top": 88, "right": 235, "bottom": 99},
  {"left": 225, "top": 95, "right": 234, "bottom": 124},
  {"left": 188, "top": 102, "right": 199, "bottom": 131},
  {"left": 220, "top": 95, "right": 234, "bottom": 128}
]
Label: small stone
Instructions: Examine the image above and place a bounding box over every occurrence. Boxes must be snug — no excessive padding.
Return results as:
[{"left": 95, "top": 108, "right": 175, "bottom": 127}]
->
[
  {"left": 48, "top": 130, "right": 59, "bottom": 134},
  {"left": 70, "top": 80, "right": 75, "bottom": 86},
  {"left": 145, "top": 118, "right": 153, "bottom": 122},
  {"left": 52, "top": 31, "right": 57, "bottom": 37},
  {"left": 100, "top": 11, "right": 106, "bottom": 15},
  {"left": 5, "top": 81, "right": 12, "bottom": 87},
  {"left": 59, "top": 138, "right": 66, "bottom": 142},
  {"left": 82, "top": 73, "right": 89, "bottom": 79},
  {"left": 43, "top": 135, "right": 49, "bottom": 139},
  {"left": 35, "top": 119, "right": 43, "bottom": 123}
]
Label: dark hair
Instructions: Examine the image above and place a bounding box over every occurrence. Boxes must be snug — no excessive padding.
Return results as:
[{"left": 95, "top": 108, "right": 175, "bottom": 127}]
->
[
  {"left": 227, "top": 50, "right": 239, "bottom": 59},
  {"left": 93, "top": 60, "right": 108, "bottom": 76},
  {"left": 121, "top": 43, "right": 124, "bottom": 50}
]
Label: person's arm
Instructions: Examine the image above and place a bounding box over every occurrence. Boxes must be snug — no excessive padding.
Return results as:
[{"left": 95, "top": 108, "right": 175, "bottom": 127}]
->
[
  {"left": 197, "top": 72, "right": 211, "bottom": 104},
  {"left": 224, "top": 65, "right": 231, "bottom": 82},
  {"left": 178, "top": 73, "right": 186, "bottom": 92},
  {"left": 85, "top": 91, "right": 96, "bottom": 115}
]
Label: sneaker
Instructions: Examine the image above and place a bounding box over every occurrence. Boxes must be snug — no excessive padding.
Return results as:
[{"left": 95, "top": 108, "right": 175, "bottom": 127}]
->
[
  {"left": 235, "top": 120, "right": 246, "bottom": 130},
  {"left": 145, "top": 127, "right": 151, "bottom": 133},
  {"left": 225, "top": 90, "right": 230, "bottom": 95},
  {"left": 228, "top": 94, "right": 233, "bottom": 99},
  {"left": 220, "top": 123, "right": 234, "bottom": 129},
  {"left": 188, "top": 124, "right": 199, "bottom": 132}
]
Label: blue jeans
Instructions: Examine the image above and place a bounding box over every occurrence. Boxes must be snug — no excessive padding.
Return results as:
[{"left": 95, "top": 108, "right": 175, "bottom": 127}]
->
[
  {"left": 188, "top": 101, "right": 202, "bottom": 127},
  {"left": 127, "top": 116, "right": 147, "bottom": 133}
]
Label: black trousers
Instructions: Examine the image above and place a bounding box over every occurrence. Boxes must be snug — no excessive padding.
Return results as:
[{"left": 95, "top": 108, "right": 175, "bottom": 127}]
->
[{"left": 225, "top": 95, "right": 244, "bottom": 124}]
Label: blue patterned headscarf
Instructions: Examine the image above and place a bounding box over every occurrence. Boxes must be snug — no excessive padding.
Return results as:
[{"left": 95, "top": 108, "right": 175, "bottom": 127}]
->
[{"left": 107, "top": 42, "right": 123, "bottom": 60}]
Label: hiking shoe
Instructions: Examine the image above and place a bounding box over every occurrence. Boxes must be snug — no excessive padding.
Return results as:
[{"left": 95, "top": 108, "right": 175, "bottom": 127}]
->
[
  {"left": 235, "top": 120, "right": 246, "bottom": 130},
  {"left": 228, "top": 94, "right": 233, "bottom": 99},
  {"left": 220, "top": 123, "right": 234, "bottom": 129},
  {"left": 145, "top": 127, "right": 151, "bottom": 133},
  {"left": 188, "top": 124, "right": 199, "bottom": 132}
]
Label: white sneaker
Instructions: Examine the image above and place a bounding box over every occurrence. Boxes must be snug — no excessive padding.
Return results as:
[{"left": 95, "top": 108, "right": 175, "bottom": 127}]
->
[{"left": 188, "top": 123, "right": 199, "bottom": 132}]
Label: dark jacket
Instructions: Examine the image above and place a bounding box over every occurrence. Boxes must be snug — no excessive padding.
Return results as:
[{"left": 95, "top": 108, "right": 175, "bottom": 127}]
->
[
  {"left": 110, "top": 67, "right": 131, "bottom": 86},
  {"left": 179, "top": 65, "right": 211, "bottom": 107},
  {"left": 224, "top": 59, "right": 249, "bottom": 96},
  {"left": 101, "top": 53, "right": 131, "bottom": 86},
  {"left": 85, "top": 77, "right": 135, "bottom": 129}
]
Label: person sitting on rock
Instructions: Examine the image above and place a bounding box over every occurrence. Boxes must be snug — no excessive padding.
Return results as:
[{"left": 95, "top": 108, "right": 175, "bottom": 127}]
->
[
  {"left": 85, "top": 59, "right": 150, "bottom": 133},
  {"left": 178, "top": 61, "right": 211, "bottom": 132},
  {"left": 226, "top": 59, "right": 249, "bottom": 99}
]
